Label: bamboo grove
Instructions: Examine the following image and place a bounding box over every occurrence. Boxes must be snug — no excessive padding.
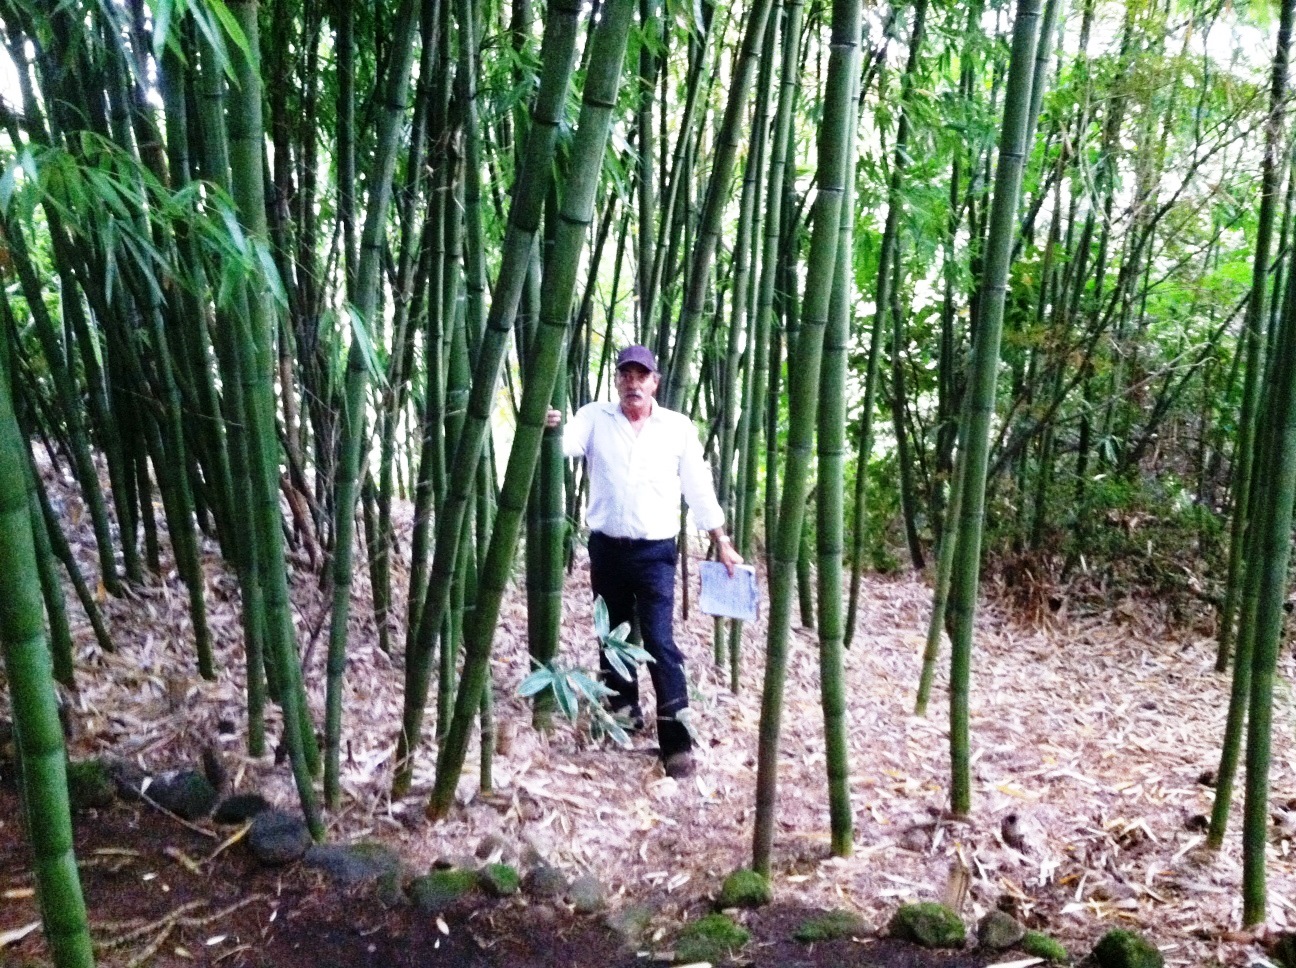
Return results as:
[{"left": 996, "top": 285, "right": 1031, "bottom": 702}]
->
[{"left": 1, "top": 0, "right": 1296, "bottom": 958}]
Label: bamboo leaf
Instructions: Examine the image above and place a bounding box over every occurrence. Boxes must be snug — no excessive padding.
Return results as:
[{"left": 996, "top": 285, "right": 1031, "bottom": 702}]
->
[
  {"left": 344, "top": 305, "right": 388, "bottom": 385},
  {"left": 251, "top": 238, "right": 290, "bottom": 310},
  {"left": 518, "top": 667, "right": 555, "bottom": 697},
  {"left": 569, "top": 669, "right": 615, "bottom": 701},
  {"left": 593, "top": 595, "right": 610, "bottom": 640},
  {"left": 151, "top": 0, "right": 175, "bottom": 65},
  {"left": 602, "top": 645, "right": 632, "bottom": 682},
  {"left": 553, "top": 675, "right": 578, "bottom": 721}
]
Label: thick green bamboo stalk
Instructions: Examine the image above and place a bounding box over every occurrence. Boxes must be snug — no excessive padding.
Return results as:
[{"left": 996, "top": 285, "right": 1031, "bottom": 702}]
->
[
  {"left": 751, "top": 0, "right": 859, "bottom": 876},
  {"left": 1242, "top": 246, "right": 1296, "bottom": 926},
  {"left": 0, "top": 329, "right": 95, "bottom": 968},
  {"left": 661, "top": 0, "right": 775, "bottom": 410},
  {"left": 1216, "top": 0, "right": 1292, "bottom": 673},
  {"left": 1209, "top": 0, "right": 1294, "bottom": 840},
  {"left": 742, "top": 0, "right": 801, "bottom": 575},
  {"left": 324, "top": 0, "right": 422, "bottom": 812},
  {"left": 815, "top": 51, "right": 860, "bottom": 858},
  {"left": 228, "top": 0, "right": 321, "bottom": 834},
  {"left": 727, "top": 2, "right": 783, "bottom": 686},
  {"left": 190, "top": 23, "right": 267, "bottom": 757},
  {"left": 394, "top": 0, "right": 585, "bottom": 796},
  {"left": 946, "top": 0, "right": 1042, "bottom": 818},
  {"left": 426, "top": 0, "right": 638, "bottom": 820},
  {"left": 714, "top": 47, "right": 768, "bottom": 668}
]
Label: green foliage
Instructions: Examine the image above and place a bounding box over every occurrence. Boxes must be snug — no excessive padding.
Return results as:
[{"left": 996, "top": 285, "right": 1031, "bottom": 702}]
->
[
  {"left": 793, "top": 908, "right": 871, "bottom": 942},
  {"left": 65, "top": 759, "right": 115, "bottom": 812},
  {"left": 887, "top": 902, "right": 965, "bottom": 948},
  {"left": 1021, "top": 929, "right": 1070, "bottom": 963},
  {"left": 675, "top": 913, "right": 750, "bottom": 963},
  {"left": 716, "top": 868, "right": 772, "bottom": 909},
  {"left": 409, "top": 869, "right": 479, "bottom": 912},
  {"left": 1092, "top": 929, "right": 1164, "bottom": 968},
  {"left": 479, "top": 863, "right": 521, "bottom": 897},
  {"left": 516, "top": 596, "right": 654, "bottom": 747}
]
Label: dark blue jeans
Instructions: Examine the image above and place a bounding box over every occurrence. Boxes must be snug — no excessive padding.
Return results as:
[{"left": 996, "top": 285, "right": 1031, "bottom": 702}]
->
[{"left": 588, "top": 531, "right": 691, "bottom": 758}]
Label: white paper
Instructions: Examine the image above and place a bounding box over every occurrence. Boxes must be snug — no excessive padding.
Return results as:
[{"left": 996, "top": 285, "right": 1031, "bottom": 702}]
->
[{"left": 698, "top": 562, "right": 759, "bottom": 621}]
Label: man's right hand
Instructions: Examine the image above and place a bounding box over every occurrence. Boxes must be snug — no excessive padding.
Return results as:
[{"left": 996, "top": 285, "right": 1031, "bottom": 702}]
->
[{"left": 545, "top": 408, "right": 562, "bottom": 428}]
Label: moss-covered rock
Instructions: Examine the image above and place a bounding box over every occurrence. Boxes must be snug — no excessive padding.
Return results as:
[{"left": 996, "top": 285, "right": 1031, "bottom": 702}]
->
[
  {"left": 675, "top": 913, "right": 750, "bottom": 963},
  {"left": 247, "top": 810, "right": 311, "bottom": 866},
  {"left": 606, "top": 903, "right": 656, "bottom": 947},
  {"left": 66, "top": 759, "right": 115, "bottom": 811},
  {"left": 409, "top": 869, "right": 478, "bottom": 913},
  {"left": 887, "top": 902, "right": 966, "bottom": 949},
  {"left": 479, "top": 863, "right": 521, "bottom": 897},
  {"left": 1021, "top": 930, "right": 1069, "bottom": 964},
  {"left": 149, "top": 769, "right": 218, "bottom": 820},
  {"left": 1092, "top": 929, "right": 1163, "bottom": 968},
  {"left": 793, "top": 909, "right": 872, "bottom": 943},
  {"left": 569, "top": 873, "right": 606, "bottom": 913},
  {"left": 716, "top": 868, "right": 772, "bottom": 909},
  {"left": 524, "top": 863, "right": 569, "bottom": 898},
  {"left": 977, "top": 909, "right": 1025, "bottom": 950},
  {"left": 304, "top": 841, "right": 402, "bottom": 887}
]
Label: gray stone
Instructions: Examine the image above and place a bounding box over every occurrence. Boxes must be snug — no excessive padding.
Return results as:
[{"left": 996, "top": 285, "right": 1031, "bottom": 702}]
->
[
  {"left": 568, "top": 874, "right": 606, "bottom": 913},
  {"left": 248, "top": 810, "right": 312, "bottom": 866},
  {"left": 148, "top": 769, "right": 218, "bottom": 820},
  {"left": 304, "top": 842, "right": 402, "bottom": 887},
  {"left": 977, "top": 910, "right": 1025, "bottom": 950},
  {"left": 524, "top": 863, "right": 569, "bottom": 898}
]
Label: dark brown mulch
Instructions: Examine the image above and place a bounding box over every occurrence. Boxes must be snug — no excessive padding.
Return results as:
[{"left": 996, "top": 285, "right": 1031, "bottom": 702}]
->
[{"left": 0, "top": 788, "right": 1013, "bottom": 967}]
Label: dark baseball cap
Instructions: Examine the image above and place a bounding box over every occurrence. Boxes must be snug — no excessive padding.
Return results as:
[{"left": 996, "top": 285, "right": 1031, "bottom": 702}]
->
[{"left": 616, "top": 345, "right": 657, "bottom": 372}]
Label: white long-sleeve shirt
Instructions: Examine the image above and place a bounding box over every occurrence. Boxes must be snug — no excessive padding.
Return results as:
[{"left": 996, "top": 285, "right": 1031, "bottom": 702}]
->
[{"left": 560, "top": 400, "right": 725, "bottom": 540}]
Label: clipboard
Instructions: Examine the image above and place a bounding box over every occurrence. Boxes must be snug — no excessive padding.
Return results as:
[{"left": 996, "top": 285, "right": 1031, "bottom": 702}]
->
[{"left": 698, "top": 562, "right": 760, "bottom": 622}]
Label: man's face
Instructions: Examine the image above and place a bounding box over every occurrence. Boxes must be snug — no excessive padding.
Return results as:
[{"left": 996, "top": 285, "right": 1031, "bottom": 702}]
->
[{"left": 616, "top": 363, "right": 659, "bottom": 409}]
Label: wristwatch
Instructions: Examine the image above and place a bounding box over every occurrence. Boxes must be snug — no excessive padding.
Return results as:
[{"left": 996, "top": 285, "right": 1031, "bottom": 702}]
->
[{"left": 715, "top": 534, "right": 732, "bottom": 545}]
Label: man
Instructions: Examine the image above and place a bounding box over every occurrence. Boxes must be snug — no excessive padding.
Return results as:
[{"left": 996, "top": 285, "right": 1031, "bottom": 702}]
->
[{"left": 546, "top": 345, "right": 743, "bottom": 779}]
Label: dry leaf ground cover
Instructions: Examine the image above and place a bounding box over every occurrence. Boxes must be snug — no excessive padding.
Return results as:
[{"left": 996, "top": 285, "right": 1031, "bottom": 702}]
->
[{"left": 2, "top": 476, "right": 1295, "bottom": 966}]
